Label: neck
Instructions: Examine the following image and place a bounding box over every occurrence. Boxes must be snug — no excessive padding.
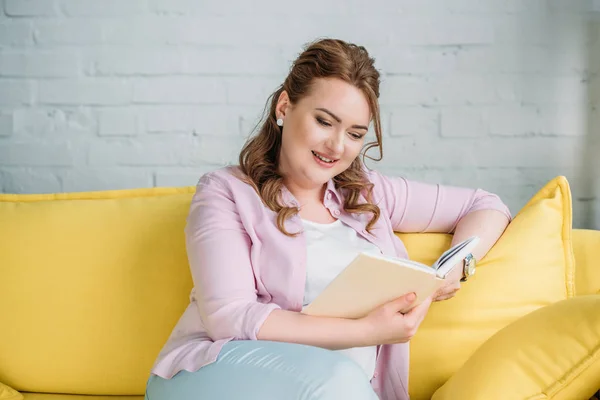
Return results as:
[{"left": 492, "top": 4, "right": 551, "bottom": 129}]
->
[{"left": 282, "top": 177, "right": 326, "bottom": 207}]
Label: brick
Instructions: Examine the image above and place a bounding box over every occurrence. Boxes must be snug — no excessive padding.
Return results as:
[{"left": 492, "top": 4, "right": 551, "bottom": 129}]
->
[
  {"left": 60, "top": 168, "right": 153, "bottom": 192},
  {"left": 142, "top": 106, "right": 241, "bottom": 136},
  {"left": 59, "top": 0, "right": 148, "bottom": 16},
  {"left": 101, "top": 16, "right": 385, "bottom": 47},
  {"left": 149, "top": 0, "right": 352, "bottom": 16},
  {"left": 0, "top": 80, "right": 34, "bottom": 106},
  {"left": 39, "top": 79, "right": 131, "bottom": 105},
  {"left": 0, "top": 21, "right": 33, "bottom": 45},
  {"left": 34, "top": 21, "right": 104, "bottom": 45},
  {"left": 379, "top": 77, "right": 435, "bottom": 106},
  {"left": 98, "top": 109, "right": 139, "bottom": 136},
  {"left": 0, "top": 168, "right": 61, "bottom": 194},
  {"left": 379, "top": 136, "right": 584, "bottom": 168},
  {"left": 493, "top": 15, "right": 585, "bottom": 45},
  {"left": 377, "top": 47, "right": 458, "bottom": 75},
  {"left": 382, "top": 75, "right": 500, "bottom": 106},
  {"left": 389, "top": 108, "right": 438, "bottom": 137},
  {"left": 148, "top": 0, "right": 253, "bottom": 15},
  {"left": 390, "top": 17, "right": 494, "bottom": 45},
  {"left": 0, "top": 142, "right": 75, "bottom": 166},
  {"left": 195, "top": 135, "right": 244, "bottom": 165},
  {"left": 184, "top": 47, "right": 286, "bottom": 76},
  {"left": 488, "top": 105, "right": 540, "bottom": 136},
  {"left": 518, "top": 76, "right": 587, "bottom": 105},
  {"left": 93, "top": 47, "right": 184, "bottom": 76},
  {"left": 0, "top": 51, "right": 81, "bottom": 78},
  {"left": 12, "top": 108, "right": 96, "bottom": 137},
  {"left": 443, "top": 0, "right": 518, "bottom": 14},
  {"left": 537, "top": 105, "right": 587, "bottom": 136},
  {"left": 0, "top": 113, "right": 13, "bottom": 137},
  {"left": 4, "top": 0, "right": 58, "bottom": 16},
  {"left": 441, "top": 107, "right": 487, "bottom": 137},
  {"left": 133, "top": 77, "right": 226, "bottom": 104},
  {"left": 154, "top": 168, "right": 215, "bottom": 187},
  {"left": 453, "top": 46, "right": 549, "bottom": 74},
  {"left": 88, "top": 137, "right": 200, "bottom": 166},
  {"left": 432, "top": 75, "right": 498, "bottom": 105},
  {"left": 225, "top": 77, "right": 282, "bottom": 106}
]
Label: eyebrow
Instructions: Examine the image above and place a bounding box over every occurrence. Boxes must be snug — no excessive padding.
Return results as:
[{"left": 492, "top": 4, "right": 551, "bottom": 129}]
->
[{"left": 315, "top": 107, "right": 369, "bottom": 131}]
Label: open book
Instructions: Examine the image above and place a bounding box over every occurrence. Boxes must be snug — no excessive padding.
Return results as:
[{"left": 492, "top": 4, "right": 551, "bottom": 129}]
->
[{"left": 302, "top": 236, "right": 480, "bottom": 319}]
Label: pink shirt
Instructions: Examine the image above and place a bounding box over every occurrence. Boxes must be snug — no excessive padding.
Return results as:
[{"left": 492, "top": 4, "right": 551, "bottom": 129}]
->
[{"left": 151, "top": 165, "right": 511, "bottom": 400}]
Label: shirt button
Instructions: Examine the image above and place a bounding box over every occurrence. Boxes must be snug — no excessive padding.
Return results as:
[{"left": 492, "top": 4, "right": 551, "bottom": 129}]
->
[{"left": 333, "top": 209, "right": 340, "bottom": 217}]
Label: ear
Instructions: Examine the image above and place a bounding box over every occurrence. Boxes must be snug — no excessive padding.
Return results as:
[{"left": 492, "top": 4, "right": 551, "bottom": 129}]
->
[{"left": 275, "top": 90, "right": 290, "bottom": 120}]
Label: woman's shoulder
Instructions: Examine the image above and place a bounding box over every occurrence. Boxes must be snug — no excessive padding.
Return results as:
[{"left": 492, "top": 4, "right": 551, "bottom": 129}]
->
[
  {"left": 198, "top": 165, "right": 243, "bottom": 185},
  {"left": 196, "top": 165, "right": 260, "bottom": 199}
]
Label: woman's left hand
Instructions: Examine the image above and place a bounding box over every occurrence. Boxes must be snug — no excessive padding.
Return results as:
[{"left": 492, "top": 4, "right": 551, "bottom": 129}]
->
[{"left": 433, "top": 263, "right": 463, "bottom": 301}]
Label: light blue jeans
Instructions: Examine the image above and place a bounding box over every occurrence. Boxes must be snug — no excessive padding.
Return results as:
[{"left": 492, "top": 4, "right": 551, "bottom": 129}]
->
[{"left": 145, "top": 340, "right": 379, "bottom": 400}]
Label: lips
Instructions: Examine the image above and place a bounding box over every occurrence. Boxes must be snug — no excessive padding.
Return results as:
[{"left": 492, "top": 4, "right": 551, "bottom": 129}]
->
[{"left": 311, "top": 150, "right": 338, "bottom": 163}]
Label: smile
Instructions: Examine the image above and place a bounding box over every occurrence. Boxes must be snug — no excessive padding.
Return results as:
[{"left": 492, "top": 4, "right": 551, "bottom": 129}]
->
[{"left": 311, "top": 151, "right": 338, "bottom": 163}]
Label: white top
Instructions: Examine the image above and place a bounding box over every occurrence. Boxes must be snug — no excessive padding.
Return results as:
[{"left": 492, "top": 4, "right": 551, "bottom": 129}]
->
[{"left": 301, "top": 217, "right": 382, "bottom": 380}]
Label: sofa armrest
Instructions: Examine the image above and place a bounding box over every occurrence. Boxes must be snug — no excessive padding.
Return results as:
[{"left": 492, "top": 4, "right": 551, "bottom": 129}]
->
[
  {"left": 432, "top": 295, "right": 600, "bottom": 400},
  {"left": 573, "top": 229, "right": 600, "bottom": 296},
  {"left": 0, "top": 382, "right": 22, "bottom": 400}
]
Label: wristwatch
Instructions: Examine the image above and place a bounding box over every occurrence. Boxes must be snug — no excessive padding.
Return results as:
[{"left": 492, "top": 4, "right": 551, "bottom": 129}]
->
[{"left": 461, "top": 253, "right": 476, "bottom": 282}]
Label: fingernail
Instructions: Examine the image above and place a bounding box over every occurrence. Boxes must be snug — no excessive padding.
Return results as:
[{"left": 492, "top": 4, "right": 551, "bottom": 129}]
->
[{"left": 407, "top": 292, "right": 416, "bottom": 302}]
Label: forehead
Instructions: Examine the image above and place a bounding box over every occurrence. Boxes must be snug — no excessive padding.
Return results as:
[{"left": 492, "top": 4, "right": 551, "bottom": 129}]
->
[{"left": 301, "top": 78, "right": 371, "bottom": 123}]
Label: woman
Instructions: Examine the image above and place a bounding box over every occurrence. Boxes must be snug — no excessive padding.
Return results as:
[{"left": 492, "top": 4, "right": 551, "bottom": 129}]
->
[{"left": 145, "top": 38, "right": 511, "bottom": 400}]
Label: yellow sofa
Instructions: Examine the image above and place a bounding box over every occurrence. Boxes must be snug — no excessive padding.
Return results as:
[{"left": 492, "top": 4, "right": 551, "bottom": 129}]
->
[{"left": 0, "top": 176, "right": 599, "bottom": 400}]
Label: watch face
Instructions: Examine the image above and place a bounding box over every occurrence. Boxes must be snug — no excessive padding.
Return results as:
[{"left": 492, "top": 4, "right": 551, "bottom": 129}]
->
[
  {"left": 465, "top": 254, "right": 476, "bottom": 276},
  {"left": 467, "top": 262, "right": 475, "bottom": 276}
]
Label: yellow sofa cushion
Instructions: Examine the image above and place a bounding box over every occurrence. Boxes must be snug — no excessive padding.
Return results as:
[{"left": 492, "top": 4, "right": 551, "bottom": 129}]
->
[
  {"left": 572, "top": 229, "right": 600, "bottom": 296},
  {"left": 432, "top": 295, "right": 600, "bottom": 400},
  {"left": 0, "top": 383, "right": 22, "bottom": 400},
  {"left": 0, "top": 188, "right": 195, "bottom": 395},
  {"left": 22, "top": 395, "right": 142, "bottom": 400},
  {"left": 401, "top": 176, "right": 576, "bottom": 400}
]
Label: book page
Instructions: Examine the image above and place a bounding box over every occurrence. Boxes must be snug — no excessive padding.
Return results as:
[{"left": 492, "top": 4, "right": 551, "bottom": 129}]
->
[
  {"left": 433, "top": 236, "right": 480, "bottom": 278},
  {"left": 302, "top": 252, "right": 442, "bottom": 319}
]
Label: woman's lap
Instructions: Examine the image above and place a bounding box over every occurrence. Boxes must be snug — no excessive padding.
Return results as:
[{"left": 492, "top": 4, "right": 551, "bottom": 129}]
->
[{"left": 145, "top": 340, "right": 378, "bottom": 400}]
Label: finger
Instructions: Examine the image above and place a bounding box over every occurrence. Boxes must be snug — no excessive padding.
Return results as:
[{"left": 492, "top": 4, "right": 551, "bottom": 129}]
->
[
  {"left": 405, "top": 295, "right": 432, "bottom": 316},
  {"left": 435, "top": 292, "right": 458, "bottom": 301},
  {"left": 386, "top": 292, "right": 417, "bottom": 313},
  {"left": 404, "top": 296, "right": 433, "bottom": 327}
]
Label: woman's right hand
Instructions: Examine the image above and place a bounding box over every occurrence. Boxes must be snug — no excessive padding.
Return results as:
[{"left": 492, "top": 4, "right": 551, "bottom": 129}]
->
[{"left": 360, "top": 292, "right": 433, "bottom": 346}]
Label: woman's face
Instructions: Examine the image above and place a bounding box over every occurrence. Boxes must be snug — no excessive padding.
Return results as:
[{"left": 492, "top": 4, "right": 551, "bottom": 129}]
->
[{"left": 276, "top": 78, "right": 371, "bottom": 192}]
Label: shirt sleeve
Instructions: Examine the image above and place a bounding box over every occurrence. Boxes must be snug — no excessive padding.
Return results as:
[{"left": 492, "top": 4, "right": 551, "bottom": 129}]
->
[
  {"left": 368, "top": 169, "right": 512, "bottom": 233},
  {"left": 184, "top": 173, "right": 281, "bottom": 341}
]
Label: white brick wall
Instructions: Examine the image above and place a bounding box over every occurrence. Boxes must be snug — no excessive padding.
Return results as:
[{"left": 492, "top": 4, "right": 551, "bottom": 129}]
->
[{"left": 0, "top": 0, "right": 598, "bottom": 229}]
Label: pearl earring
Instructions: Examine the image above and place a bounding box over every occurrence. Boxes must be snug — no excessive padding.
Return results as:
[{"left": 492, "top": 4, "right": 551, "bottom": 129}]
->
[{"left": 276, "top": 118, "right": 284, "bottom": 127}]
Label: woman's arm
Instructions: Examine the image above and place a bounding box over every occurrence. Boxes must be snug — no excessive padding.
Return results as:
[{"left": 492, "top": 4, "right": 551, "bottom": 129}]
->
[
  {"left": 258, "top": 293, "right": 432, "bottom": 349},
  {"left": 367, "top": 169, "right": 512, "bottom": 301},
  {"left": 434, "top": 209, "right": 510, "bottom": 300},
  {"left": 190, "top": 171, "right": 430, "bottom": 349}
]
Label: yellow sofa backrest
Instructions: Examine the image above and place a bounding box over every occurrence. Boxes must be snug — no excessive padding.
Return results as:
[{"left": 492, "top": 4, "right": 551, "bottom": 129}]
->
[
  {"left": 0, "top": 188, "right": 195, "bottom": 395},
  {"left": 0, "top": 176, "right": 584, "bottom": 399}
]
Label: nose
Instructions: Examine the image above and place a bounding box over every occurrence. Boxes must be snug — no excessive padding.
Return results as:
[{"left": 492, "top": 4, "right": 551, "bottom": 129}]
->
[{"left": 325, "top": 131, "right": 344, "bottom": 156}]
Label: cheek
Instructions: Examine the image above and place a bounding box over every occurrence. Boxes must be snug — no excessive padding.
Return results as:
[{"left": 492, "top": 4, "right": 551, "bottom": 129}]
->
[{"left": 344, "top": 141, "right": 364, "bottom": 159}]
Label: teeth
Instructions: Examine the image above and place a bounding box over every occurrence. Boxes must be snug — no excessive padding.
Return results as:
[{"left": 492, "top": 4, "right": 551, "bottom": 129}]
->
[{"left": 312, "top": 151, "right": 334, "bottom": 163}]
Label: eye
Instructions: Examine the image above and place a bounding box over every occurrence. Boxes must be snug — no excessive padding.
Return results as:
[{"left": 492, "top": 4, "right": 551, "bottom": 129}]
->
[
  {"left": 349, "top": 132, "right": 364, "bottom": 140},
  {"left": 316, "top": 117, "right": 331, "bottom": 127}
]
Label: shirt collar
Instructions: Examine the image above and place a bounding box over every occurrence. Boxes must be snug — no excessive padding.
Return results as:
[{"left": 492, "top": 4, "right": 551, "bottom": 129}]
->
[{"left": 280, "top": 179, "right": 343, "bottom": 208}]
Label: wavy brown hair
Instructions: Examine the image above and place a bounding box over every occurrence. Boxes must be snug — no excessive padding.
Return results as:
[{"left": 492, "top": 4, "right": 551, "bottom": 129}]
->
[{"left": 238, "top": 38, "right": 384, "bottom": 236}]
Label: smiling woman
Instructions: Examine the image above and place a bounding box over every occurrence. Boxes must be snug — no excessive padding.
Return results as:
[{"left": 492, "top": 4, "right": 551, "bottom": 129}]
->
[{"left": 144, "top": 38, "right": 512, "bottom": 400}]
